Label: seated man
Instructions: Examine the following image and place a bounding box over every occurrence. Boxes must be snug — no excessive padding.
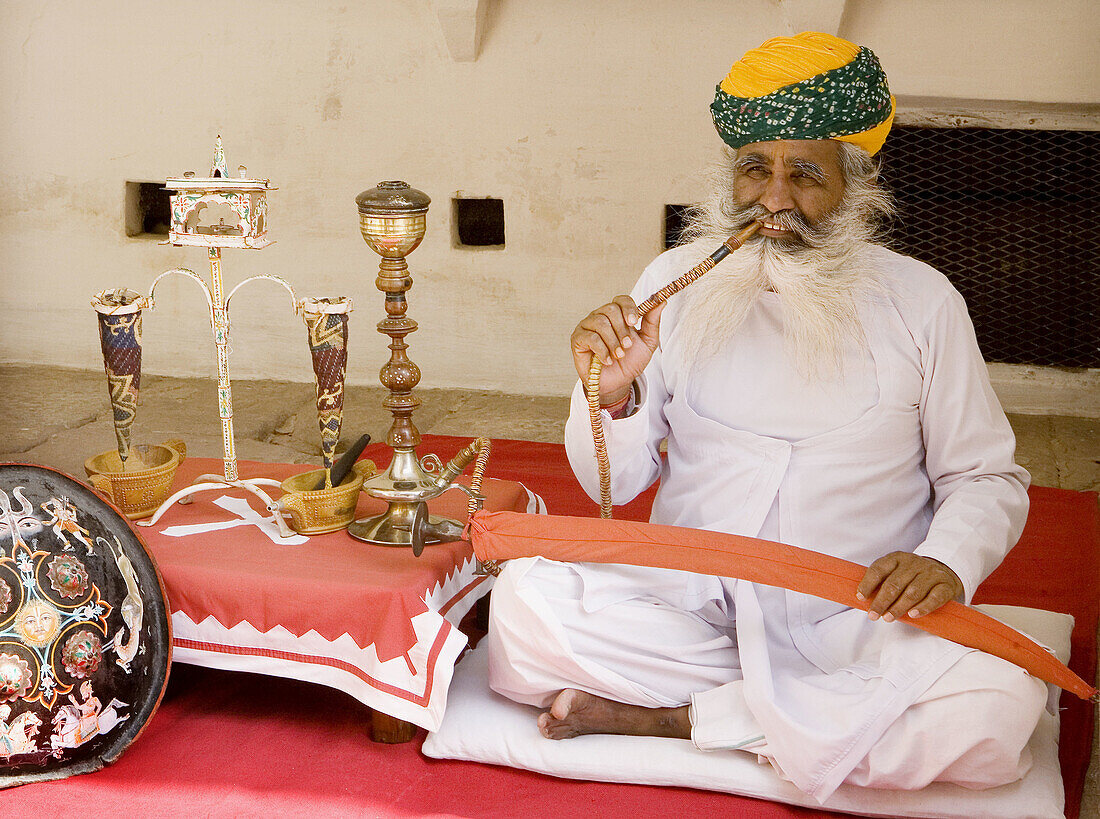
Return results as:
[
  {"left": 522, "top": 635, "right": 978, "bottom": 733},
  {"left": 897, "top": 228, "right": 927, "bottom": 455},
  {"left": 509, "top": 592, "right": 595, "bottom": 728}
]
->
[{"left": 487, "top": 32, "right": 1047, "bottom": 802}]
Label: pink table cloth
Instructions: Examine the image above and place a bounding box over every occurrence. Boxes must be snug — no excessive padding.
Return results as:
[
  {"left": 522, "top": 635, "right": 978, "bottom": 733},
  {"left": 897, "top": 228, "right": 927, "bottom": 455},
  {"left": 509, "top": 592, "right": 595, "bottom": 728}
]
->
[{"left": 139, "top": 457, "right": 536, "bottom": 730}]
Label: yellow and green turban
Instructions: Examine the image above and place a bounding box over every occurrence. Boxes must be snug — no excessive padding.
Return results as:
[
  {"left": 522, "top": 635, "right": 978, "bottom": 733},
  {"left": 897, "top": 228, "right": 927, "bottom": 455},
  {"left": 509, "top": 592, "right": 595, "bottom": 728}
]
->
[{"left": 710, "top": 32, "right": 895, "bottom": 156}]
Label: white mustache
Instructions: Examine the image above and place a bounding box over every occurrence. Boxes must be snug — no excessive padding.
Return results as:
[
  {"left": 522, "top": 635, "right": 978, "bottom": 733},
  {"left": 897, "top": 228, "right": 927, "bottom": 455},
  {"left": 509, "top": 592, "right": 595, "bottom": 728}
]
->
[{"left": 734, "top": 206, "right": 823, "bottom": 247}]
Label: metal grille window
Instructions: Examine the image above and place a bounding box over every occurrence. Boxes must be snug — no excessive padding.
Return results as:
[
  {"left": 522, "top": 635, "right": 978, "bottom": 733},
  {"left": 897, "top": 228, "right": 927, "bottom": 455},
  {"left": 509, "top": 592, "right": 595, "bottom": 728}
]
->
[
  {"left": 878, "top": 126, "right": 1098, "bottom": 368},
  {"left": 664, "top": 204, "right": 692, "bottom": 249}
]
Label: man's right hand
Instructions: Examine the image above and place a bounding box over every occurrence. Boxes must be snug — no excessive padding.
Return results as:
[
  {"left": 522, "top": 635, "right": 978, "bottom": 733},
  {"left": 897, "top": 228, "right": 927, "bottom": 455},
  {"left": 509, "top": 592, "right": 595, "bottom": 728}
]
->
[{"left": 570, "top": 296, "right": 665, "bottom": 405}]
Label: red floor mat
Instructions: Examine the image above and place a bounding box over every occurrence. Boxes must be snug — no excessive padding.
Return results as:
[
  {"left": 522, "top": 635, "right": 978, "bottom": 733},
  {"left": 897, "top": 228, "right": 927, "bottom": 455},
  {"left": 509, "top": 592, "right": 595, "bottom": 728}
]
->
[{"left": 6, "top": 436, "right": 1096, "bottom": 818}]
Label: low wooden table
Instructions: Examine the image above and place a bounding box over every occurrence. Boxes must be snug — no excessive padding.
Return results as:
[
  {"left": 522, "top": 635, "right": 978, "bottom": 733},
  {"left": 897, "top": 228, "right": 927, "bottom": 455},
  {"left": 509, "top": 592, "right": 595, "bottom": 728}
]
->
[{"left": 138, "top": 457, "right": 536, "bottom": 741}]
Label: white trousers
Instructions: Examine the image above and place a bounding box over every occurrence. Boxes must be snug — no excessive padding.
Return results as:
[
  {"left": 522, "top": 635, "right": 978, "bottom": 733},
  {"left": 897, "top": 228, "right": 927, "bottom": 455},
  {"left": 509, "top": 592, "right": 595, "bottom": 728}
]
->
[{"left": 487, "top": 558, "right": 1048, "bottom": 793}]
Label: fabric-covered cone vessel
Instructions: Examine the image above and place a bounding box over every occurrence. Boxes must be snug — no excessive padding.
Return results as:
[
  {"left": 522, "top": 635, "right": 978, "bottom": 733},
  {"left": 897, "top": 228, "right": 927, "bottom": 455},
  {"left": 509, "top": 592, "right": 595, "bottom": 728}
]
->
[
  {"left": 91, "top": 289, "right": 144, "bottom": 469},
  {"left": 301, "top": 297, "right": 352, "bottom": 487}
]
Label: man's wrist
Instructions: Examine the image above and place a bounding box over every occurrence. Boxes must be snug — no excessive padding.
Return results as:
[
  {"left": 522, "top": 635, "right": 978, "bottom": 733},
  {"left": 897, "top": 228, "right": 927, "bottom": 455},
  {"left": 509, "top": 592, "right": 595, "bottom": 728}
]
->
[
  {"left": 925, "top": 557, "right": 964, "bottom": 599},
  {"left": 600, "top": 382, "right": 639, "bottom": 419},
  {"left": 599, "top": 391, "right": 631, "bottom": 412}
]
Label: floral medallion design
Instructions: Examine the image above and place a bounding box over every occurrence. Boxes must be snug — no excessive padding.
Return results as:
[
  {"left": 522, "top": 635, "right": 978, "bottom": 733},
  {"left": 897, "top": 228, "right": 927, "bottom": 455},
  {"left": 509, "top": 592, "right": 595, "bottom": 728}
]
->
[
  {"left": 47, "top": 555, "right": 89, "bottom": 600},
  {"left": 61, "top": 630, "right": 102, "bottom": 679},
  {"left": 0, "top": 577, "right": 11, "bottom": 613},
  {"left": 0, "top": 653, "right": 33, "bottom": 703}
]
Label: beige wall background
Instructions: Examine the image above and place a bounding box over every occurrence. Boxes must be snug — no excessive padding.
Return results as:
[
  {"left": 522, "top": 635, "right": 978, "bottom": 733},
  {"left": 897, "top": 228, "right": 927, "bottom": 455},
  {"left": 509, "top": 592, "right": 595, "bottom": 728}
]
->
[{"left": 1, "top": 0, "right": 1097, "bottom": 405}]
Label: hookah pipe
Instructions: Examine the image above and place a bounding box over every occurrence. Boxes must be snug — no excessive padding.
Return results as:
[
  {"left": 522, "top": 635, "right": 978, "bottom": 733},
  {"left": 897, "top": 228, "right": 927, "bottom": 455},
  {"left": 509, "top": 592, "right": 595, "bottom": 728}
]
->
[
  {"left": 586, "top": 220, "right": 763, "bottom": 518},
  {"left": 393, "top": 437, "right": 492, "bottom": 557},
  {"left": 350, "top": 181, "right": 493, "bottom": 559}
]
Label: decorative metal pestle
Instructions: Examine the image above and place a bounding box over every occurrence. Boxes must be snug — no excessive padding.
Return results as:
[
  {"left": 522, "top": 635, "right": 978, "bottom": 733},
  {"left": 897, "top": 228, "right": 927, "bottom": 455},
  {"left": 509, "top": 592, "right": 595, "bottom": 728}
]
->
[{"left": 348, "top": 182, "right": 489, "bottom": 556}]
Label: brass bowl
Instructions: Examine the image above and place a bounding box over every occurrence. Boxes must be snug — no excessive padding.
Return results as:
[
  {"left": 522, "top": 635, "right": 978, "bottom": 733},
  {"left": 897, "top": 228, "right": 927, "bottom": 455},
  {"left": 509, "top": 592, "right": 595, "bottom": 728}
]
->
[
  {"left": 83, "top": 440, "right": 187, "bottom": 520},
  {"left": 278, "top": 460, "right": 376, "bottom": 536}
]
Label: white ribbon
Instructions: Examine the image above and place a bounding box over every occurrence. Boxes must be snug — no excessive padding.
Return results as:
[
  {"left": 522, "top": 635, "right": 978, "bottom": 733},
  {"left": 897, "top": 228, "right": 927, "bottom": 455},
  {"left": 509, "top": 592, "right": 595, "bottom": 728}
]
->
[{"left": 159, "top": 496, "right": 308, "bottom": 545}]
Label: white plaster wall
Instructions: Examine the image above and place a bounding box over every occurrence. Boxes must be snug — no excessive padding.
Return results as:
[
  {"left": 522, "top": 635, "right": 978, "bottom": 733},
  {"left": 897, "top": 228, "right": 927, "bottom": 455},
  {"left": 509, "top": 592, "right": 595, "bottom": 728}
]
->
[{"left": 1, "top": 0, "right": 1097, "bottom": 398}]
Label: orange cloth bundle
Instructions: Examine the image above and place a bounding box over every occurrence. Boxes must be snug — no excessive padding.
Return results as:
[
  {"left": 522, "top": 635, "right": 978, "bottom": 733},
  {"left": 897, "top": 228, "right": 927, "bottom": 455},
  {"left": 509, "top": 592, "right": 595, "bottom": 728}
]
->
[{"left": 469, "top": 510, "right": 1097, "bottom": 702}]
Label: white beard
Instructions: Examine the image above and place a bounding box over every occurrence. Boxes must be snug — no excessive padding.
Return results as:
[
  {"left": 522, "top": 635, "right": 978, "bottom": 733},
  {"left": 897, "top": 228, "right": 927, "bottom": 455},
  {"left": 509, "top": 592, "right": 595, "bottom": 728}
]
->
[{"left": 673, "top": 234, "right": 879, "bottom": 381}]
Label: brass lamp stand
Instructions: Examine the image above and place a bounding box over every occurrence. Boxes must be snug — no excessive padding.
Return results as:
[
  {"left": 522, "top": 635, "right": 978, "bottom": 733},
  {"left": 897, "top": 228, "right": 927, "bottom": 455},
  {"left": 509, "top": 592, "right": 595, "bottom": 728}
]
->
[{"left": 348, "top": 182, "right": 481, "bottom": 555}]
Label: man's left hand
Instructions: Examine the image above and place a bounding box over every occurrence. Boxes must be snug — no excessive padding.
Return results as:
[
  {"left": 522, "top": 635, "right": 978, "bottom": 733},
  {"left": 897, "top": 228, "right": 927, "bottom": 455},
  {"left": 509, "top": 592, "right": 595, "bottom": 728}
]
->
[{"left": 856, "top": 552, "right": 963, "bottom": 622}]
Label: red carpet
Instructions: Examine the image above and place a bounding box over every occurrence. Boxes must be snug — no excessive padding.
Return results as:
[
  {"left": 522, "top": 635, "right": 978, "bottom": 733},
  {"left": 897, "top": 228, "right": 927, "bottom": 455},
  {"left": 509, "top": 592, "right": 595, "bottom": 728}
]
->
[{"left": 7, "top": 435, "right": 1097, "bottom": 817}]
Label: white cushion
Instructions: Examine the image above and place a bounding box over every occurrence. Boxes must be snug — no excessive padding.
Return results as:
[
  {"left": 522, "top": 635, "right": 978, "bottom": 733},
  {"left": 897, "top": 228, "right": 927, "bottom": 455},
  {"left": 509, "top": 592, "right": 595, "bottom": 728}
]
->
[{"left": 423, "top": 605, "right": 1072, "bottom": 819}]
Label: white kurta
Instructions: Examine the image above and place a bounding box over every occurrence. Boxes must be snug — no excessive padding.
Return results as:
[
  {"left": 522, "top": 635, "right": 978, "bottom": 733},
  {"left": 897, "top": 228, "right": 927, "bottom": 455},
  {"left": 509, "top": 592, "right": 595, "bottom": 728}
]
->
[{"left": 490, "top": 241, "right": 1041, "bottom": 801}]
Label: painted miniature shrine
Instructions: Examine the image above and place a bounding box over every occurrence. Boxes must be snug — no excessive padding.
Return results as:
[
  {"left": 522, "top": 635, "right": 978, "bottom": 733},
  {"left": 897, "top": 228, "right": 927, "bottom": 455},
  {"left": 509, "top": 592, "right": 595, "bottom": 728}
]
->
[{"left": 165, "top": 136, "right": 273, "bottom": 250}]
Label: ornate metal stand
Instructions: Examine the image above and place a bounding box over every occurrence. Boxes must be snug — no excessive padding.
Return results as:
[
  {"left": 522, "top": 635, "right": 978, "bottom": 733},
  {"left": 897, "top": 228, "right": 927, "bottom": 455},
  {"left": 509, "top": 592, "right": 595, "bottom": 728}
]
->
[
  {"left": 91, "top": 138, "right": 350, "bottom": 539},
  {"left": 134, "top": 251, "right": 302, "bottom": 536},
  {"left": 347, "top": 182, "right": 486, "bottom": 556}
]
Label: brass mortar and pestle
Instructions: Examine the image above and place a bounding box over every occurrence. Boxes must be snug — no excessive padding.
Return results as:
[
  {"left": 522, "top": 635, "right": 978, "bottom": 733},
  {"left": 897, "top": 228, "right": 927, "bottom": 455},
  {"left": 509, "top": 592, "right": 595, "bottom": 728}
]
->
[
  {"left": 84, "top": 440, "right": 188, "bottom": 520},
  {"left": 278, "top": 434, "right": 375, "bottom": 536}
]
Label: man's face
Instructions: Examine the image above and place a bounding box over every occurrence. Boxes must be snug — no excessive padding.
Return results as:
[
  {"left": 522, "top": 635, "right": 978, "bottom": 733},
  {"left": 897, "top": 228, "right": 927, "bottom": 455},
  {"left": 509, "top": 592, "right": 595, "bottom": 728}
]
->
[{"left": 731, "top": 139, "right": 846, "bottom": 240}]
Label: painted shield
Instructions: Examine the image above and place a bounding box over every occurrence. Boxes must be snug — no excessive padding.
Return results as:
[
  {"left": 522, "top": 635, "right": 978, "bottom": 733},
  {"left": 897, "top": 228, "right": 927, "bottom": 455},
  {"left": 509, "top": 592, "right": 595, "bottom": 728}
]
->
[{"left": 0, "top": 464, "right": 171, "bottom": 788}]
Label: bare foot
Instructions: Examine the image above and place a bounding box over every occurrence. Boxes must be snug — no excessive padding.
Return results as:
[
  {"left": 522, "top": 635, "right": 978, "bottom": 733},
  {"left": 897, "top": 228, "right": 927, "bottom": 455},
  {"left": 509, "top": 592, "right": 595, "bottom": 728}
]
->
[{"left": 537, "top": 689, "right": 690, "bottom": 740}]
